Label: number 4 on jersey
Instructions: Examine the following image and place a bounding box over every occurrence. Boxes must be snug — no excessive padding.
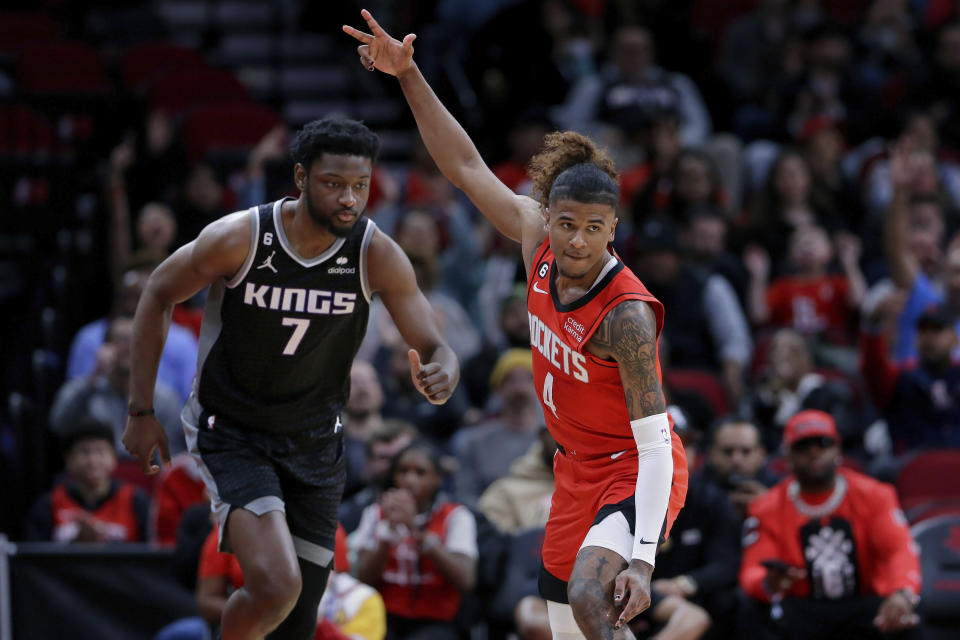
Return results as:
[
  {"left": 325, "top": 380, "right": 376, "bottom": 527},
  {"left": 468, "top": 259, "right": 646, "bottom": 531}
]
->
[
  {"left": 281, "top": 317, "right": 310, "bottom": 355},
  {"left": 542, "top": 372, "right": 558, "bottom": 417}
]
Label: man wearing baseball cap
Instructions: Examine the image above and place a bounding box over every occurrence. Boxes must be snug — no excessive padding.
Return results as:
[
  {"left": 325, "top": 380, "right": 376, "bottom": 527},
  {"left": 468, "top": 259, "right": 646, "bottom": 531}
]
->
[
  {"left": 739, "top": 410, "right": 921, "bottom": 638},
  {"left": 861, "top": 300, "right": 960, "bottom": 452}
]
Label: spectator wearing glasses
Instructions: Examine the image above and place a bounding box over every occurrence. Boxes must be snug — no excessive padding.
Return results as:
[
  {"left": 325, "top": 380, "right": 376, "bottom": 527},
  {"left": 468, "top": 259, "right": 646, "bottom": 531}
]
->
[{"left": 740, "top": 410, "right": 921, "bottom": 639}]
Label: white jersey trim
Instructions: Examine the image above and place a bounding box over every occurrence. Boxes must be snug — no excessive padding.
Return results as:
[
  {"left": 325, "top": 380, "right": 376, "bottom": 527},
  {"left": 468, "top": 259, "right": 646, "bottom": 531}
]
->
[
  {"left": 359, "top": 220, "right": 377, "bottom": 302},
  {"left": 225, "top": 206, "right": 260, "bottom": 289},
  {"left": 272, "top": 197, "right": 346, "bottom": 267}
]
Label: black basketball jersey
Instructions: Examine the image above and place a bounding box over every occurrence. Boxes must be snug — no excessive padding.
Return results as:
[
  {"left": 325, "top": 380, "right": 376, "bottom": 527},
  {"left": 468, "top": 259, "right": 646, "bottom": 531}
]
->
[{"left": 192, "top": 198, "right": 375, "bottom": 435}]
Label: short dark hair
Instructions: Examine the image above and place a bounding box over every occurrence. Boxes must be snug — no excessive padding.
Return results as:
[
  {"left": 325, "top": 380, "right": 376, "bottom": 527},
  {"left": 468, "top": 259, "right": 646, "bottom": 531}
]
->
[
  {"left": 367, "top": 418, "right": 419, "bottom": 454},
  {"left": 388, "top": 439, "right": 450, "bottom": 484},
  {"left": 290, "top": 117, "right": 380, "bottom": 170},
  {"left": 61, "top": 419, "right": 116, "bottom": 455},
  {"left": 703, "top": 419, "right": 762, "bottom": 452},
  {"left": 550, "top": 163, "right": 619, "bottom": 207}
]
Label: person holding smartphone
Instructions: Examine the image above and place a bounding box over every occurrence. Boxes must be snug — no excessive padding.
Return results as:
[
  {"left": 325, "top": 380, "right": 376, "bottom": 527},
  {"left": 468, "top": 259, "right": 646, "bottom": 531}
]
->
[{"left": 739, "top": 410, "right": 921, "bottom": 639}]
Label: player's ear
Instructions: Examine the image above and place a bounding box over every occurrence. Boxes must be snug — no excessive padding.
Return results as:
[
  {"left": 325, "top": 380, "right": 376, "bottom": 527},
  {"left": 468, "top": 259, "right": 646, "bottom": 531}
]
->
[
  {"left": 609, "top": 216, "right": 618, "bottom": 242},
  {"left": 294, "top": 163, "right": 306, "bottom": 191}
]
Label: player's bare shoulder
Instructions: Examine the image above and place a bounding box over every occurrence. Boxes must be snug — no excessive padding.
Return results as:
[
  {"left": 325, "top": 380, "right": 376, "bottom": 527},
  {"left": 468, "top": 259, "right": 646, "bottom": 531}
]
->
[
  {"left": 365, "top": 226, "right": 416, "bottom": 294},
  {"left": 191, "top": 208, "right": 256, "bottom": 281},
  {"left": 587, "top": 299, "right": 665, "bottom": 417}
]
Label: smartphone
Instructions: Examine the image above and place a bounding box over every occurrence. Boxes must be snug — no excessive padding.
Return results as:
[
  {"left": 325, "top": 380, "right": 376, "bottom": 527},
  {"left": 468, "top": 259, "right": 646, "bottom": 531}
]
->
[{"left": 761, "top": 559, "right": 790, "bottom": 572}]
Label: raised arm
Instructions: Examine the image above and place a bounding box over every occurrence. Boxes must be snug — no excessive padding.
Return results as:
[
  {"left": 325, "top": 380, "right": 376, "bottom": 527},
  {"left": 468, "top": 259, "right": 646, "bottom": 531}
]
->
[
  {"left": 343, "top": 10, "right": 543, "bottom": 251},
  {"left": 123, "top": 212, "right": 251, "bottom": 472},
  {"left": 884, "top": 139, "right": 922, "bottom": 288},
  {"left": 366, "top": 229, "right": 459, "bottom": 405},
  {"left": 588, "top": 300, "right": 674, "bottom": 626}
]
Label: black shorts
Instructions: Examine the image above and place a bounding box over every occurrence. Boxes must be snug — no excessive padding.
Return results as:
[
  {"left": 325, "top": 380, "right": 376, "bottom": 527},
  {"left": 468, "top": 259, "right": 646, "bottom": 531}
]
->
[{"left": 184, "top": 404, "right": 345, "bottom": 568}]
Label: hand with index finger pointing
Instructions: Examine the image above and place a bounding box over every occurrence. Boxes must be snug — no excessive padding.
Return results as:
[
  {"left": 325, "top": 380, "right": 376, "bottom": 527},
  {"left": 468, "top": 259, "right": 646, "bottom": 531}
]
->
[{"left": 342, "top": 9, "right": 417, "bottom": 77}]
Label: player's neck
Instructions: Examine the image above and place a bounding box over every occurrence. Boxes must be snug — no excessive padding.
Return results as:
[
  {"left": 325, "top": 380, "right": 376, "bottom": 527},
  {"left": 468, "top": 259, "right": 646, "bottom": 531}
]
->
[
  {"left": 554, "top": 252, "right": 613, "bottom": 300},
  {"left": 285, "top": 199, "right": 339, "bottom": 258}
]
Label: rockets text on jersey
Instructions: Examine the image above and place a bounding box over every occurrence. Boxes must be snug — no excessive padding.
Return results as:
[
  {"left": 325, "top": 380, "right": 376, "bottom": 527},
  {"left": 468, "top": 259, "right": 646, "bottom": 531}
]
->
[{"left": 528, "top": 311, "right": 589, "bottom": 383}]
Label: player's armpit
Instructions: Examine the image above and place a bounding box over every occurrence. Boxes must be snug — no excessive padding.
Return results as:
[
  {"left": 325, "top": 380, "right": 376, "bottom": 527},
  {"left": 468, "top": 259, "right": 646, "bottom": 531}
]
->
[
  {"left": 150, "top": 210, "right": 252, "bottom": 305},
  {"left": 589, "top": 300, "right": 665, "bottom": 418}
]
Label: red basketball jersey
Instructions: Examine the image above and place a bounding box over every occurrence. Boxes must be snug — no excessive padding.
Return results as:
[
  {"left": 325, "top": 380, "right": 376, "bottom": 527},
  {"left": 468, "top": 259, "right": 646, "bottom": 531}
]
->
[{"left": 526, "top": 242, "right": 665, "bottom": 457}]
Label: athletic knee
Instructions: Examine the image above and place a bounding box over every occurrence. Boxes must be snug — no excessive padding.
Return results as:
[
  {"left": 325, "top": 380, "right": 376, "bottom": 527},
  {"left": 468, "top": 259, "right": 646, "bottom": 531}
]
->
[
  {"left": 566, "top": 579, "right": 599, "bottom": 622},
  {"left": 244, "top": 560, "right": 302, "bottom": 616}
]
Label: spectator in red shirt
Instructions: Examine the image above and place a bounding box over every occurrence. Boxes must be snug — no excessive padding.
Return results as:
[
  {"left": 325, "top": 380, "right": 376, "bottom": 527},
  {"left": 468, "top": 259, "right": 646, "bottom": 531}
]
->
[
  {"left": 152, "top": 453, "right": 208, "bottom": 546},
  {"left": 746, "top": 224, "right": 866, "bottom": 346},
  {"left": 354, "top": 441, "right": 477, "bottom": 640},
  {"left": 24, "top": 420, "right": 149, "bottom": 543},
  {"left": 739, "top": 410, "right": 921, "bottom": 639}
]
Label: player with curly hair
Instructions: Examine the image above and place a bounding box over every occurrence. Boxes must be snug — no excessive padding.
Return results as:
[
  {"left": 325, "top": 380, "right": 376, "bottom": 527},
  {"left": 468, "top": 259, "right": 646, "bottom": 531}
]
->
[{"left": 345, "top": 11, "right": 687, "bottom": 640}]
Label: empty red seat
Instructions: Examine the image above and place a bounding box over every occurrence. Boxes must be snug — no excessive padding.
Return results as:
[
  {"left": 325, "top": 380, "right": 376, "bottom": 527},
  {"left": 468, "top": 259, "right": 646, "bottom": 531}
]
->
[
  {"left": 664, "top": 368, "right": 730, "bottom": 418},
  {"left": 897, "top": 450, "right": 960, "bottom": 514},
  {"left": 148, "top": 66, "right": 247, "bottom": 114},
  {"left": 182, "top": 100, "right": 282, "bottom": 162},
  {"left": 121, "top": 42, "right": 205, "bottom": 91},
  {"left": 910, "top": 515, "right": 960, "bottom": 626},
  {"left": 0, "top": 12, "right": 61, "bottom": 55},
  {"left": 0, "top": 104, "right": 55, "bottom": 155},
  {"left": 16, "top": 41, "right": 110, "bottom": 94}
]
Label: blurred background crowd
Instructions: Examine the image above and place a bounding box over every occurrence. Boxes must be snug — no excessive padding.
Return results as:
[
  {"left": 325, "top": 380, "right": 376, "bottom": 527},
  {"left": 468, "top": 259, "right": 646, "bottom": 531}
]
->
[{"left": 2, "top": 0, "right": 960, "bottom": 639}]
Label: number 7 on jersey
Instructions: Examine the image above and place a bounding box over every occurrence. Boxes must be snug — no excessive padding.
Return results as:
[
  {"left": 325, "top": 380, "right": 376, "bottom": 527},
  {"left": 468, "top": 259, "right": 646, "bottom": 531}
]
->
[{"left": 281, "top": 317, "right": 310, "bottom": 355}]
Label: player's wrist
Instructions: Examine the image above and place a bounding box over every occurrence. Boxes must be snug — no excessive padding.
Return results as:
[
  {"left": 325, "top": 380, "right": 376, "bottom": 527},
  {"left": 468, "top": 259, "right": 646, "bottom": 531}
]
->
[
  {"left": 395, "top": 60, "right": 418, "bottom": 81},
  {"left": 627, "top": 558, "right": 654, "bottom": 577}
]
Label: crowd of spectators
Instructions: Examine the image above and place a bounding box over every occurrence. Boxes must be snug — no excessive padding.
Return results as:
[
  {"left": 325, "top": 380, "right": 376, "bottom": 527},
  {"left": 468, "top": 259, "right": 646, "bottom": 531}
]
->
[{"left": 5, "top": 1, "right": 960, "bottom": 639}]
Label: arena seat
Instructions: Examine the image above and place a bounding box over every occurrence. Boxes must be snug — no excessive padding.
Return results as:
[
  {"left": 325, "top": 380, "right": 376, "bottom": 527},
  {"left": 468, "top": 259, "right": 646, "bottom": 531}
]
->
[
  {"left": 181, "top": 100, "right": 282, "bottom": 162},
  {"left": 0, "top": 12, "right": 61, "bottom": 55},
  {"left": 16, "top": 41, "right": 110, "bottom": 94},
  {"left": 664, "top": 368, "right": 730, "bottom": 418},
  {"left": 120, "top": 42, "right": 205, "bottom": 91},
  {"left": 148, "top": 66, "right": 248, "bottom": 114},
  {"left": 910, "top": 515, "right": 960, "bottom": 630},
  {"left": 0, "top": 104, "right": 55, "bottom": 156},
  {"left": 897, "top": 450, "right": 960, "bottom": 514}
]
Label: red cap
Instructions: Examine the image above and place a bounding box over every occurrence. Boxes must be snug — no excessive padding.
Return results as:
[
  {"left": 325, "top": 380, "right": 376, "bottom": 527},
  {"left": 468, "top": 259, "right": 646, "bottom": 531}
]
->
[{"left": 783, "top": 410, "right": 839, "bottom": 447}]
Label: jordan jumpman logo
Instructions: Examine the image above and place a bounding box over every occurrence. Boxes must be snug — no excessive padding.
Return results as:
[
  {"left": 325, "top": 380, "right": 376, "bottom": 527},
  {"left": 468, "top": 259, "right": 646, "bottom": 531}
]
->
[{"left": 257, "top": 250, "right": 278, "bottom": 273}]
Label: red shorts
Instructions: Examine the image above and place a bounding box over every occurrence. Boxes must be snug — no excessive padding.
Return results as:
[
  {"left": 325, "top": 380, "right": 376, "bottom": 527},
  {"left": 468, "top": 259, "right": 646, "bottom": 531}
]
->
[{"left": 541, "top": 429, "right": 688, "bottom": 583}]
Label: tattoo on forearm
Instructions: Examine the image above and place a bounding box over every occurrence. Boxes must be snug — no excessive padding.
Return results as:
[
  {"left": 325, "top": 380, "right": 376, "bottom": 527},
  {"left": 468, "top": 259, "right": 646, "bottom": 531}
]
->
[{"left": 592, "top": 300, "right": 666, "bottom": 417}]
